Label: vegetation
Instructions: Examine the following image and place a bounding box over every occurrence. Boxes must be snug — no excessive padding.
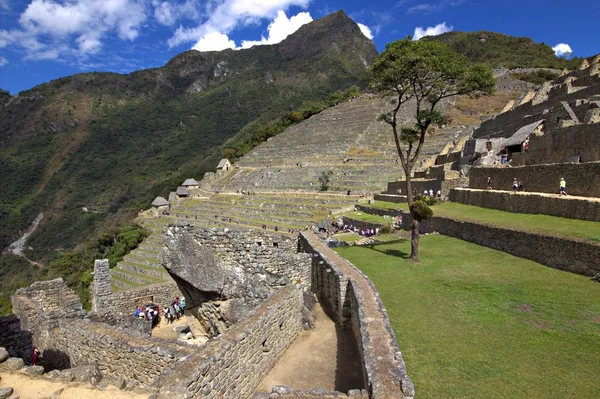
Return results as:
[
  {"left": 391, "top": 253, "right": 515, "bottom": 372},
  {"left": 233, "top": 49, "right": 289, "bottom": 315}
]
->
[
  {"left": 0, "top": 12, "right": 376, "bottom": 283},
  {"left": 0, "top": 223, "right": 147, "bottom": 314},
  {"left": 319, "top": 170, "right": 334, "bottom": 191},
  {"left": 335, "top": 235, "right": 600, "bottom": 398},
  {"left": 369, "top": 38, "right": 495, "bottom": 261},
  {"left": 426, "top": 31, "right": 582, "bottom": 69},
  {"left": 512, "top": 69, "right": 560, "bottom": 85}
]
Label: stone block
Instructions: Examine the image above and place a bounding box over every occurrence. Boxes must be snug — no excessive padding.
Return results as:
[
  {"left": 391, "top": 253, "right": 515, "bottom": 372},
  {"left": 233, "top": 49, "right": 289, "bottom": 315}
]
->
[
  {"left": 0, "top": 357, "right": 24, "bottom": 371},
  {"left": 23, "top": 365, "right": 45, "bottom": 375}
]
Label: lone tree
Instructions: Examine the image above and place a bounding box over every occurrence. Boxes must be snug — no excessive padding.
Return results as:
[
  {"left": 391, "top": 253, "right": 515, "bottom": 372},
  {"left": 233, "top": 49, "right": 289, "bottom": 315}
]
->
[{"left": 370, "top": 38, "right": 495, "bottom": 262}]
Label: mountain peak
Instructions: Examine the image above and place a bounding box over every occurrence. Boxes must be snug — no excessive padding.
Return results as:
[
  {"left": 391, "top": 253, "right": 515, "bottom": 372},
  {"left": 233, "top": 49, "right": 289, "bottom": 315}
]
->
[{"left": 278, "top": 10, "right": 375, "bottom": 60}]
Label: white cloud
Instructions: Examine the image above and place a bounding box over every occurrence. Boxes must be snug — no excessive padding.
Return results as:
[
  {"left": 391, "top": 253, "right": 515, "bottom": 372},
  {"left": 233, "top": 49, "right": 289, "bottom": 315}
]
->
[
  {"left": 0, "top": 0, "right": 148, "bottom": 60},
  {"left": 552, "top": 43, "right": 573, "bottom": 57},
  {"left": 168, "top": 0, "right": 311, "bottom": 49},
  {"left": 192, "top": 31, "right": 236, "bottom": 52},
  {"left": 0, "top": 0, "right": 9, "bottom": 11},
  {"left": 0, "top": 56, "right": 7, "bottom": 66},
  {"left": 239, "top": 10, "right": 312, "bottom": 49},
  {"left": 153, "top": 1, "right": 177, "bottom": 26},
  {"left": 357, "top": 23, "right": 373, "bottom": 40},
  {"left": 412, "top": 22, "right": 453, "bottom": 41}
]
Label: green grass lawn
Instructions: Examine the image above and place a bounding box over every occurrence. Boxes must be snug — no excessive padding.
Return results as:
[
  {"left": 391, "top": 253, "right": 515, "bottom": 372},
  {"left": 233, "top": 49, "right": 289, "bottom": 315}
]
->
[
  {"left": 434, "top": 202, "right": 600, "bottom": 243},
  {"left": 362, "top": 201, "right": 600, "bottom": 243},
  {"left": 342, "top": 211, "right": 393, "bottom": 224},
  {"left": 335, "top": 235, "right": 600, "bottom": 399}
]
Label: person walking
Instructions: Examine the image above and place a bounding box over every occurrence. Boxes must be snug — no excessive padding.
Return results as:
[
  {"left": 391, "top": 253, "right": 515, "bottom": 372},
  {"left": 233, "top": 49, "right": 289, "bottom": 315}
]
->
[
  {"left": 512, "top": 178, "right": 518, "bottom": 193},
  {"left": 487, "top": 177, "right": 493, "bottom": 190},
  {"left": 559, "top": 177, "right": 567, "bottom": 196}
]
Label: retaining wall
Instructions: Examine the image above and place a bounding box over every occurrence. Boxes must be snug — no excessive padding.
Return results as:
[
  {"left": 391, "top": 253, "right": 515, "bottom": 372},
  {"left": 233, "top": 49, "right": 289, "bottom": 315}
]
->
[
  {"left": 156, "top": 286, "right": 304, "bottom": 399},
  {"left": 468, "top": 161, "right": 600, "bottom": 197},
  {"left": 298, "top": 232, "right": 414, "bottom": 399},
  {"left": 422, "top": 217, "right": 600, "bottom": 276},
  {"left": 511, "top": 124, "right": 600, "bottom": 166},
  {"left": 449, "top": 188, "right": 600, "bottom": 221}
]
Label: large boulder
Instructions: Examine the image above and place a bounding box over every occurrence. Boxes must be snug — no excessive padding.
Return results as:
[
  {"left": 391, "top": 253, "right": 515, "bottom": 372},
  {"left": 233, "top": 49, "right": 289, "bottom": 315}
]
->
[
  {"left": 0, "top": 357, "right": 24, "bottom": 371},
  {"left": 59, "top": 365, "right": 103, "bottom": 385},
  {"left": 23, "top": 365, "right": 45, "bottom": 375},
  {"left": 162, "top": 226, "right": 286, "bottom": 337}
]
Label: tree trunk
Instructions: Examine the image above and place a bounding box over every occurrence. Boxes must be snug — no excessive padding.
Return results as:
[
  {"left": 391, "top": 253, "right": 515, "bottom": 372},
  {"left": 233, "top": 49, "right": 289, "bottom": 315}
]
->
[
  {"left": 410, "top": 211, "right": 421, "bottom": 263},
  {"left": 404, "top": 168, "right": 420, "bottom": 262}
]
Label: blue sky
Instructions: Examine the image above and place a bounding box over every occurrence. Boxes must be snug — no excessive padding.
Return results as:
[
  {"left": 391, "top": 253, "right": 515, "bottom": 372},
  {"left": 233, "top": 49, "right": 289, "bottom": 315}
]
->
[{"left": 1, "top": 0, "right": 599, "bottom": 94}]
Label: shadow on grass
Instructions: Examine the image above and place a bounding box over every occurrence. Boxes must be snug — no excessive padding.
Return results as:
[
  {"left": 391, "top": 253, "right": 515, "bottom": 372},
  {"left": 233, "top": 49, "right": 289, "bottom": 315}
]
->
[{"left": 362, "top": 239, "right": 410, "bottom": 259}]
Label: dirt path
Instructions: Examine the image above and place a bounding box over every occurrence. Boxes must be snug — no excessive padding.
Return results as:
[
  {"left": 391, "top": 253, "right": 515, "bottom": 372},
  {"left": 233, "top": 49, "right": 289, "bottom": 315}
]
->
[
  {"left": 256, "top": 301, "right": 364, "bottom": 393},
  {"left": 151, "top": 317, "right": 188, "bottom": 340},
  {"left": 0, "top": 372, "right": 149, "bottom": 399}
]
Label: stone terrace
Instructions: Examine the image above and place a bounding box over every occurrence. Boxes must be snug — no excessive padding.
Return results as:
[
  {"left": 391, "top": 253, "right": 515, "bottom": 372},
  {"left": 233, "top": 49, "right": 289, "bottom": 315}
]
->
[{"left": 216, "top": 96, "right": 464, "bottom": 194}]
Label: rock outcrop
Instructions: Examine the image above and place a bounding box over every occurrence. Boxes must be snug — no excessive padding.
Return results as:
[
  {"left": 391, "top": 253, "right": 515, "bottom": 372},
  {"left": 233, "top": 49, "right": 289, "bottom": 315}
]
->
[{"left": 162, "top": 225, "right": 288, "bottom": 337}]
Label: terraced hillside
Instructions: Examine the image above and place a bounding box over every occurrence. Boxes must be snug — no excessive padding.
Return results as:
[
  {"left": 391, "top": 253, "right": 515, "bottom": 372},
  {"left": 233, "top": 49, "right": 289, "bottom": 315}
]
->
[
  {"left": 217, "top": 96, "right": 470, "bottom": 194},
  {"left": 109, "top": 86, "right": 526, "bottom": 291}
]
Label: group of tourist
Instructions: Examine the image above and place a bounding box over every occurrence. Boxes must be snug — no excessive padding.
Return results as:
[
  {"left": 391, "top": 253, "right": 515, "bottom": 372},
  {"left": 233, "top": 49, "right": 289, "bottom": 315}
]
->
[
  {"left": 134, "top": 304, "right": 161, "bottom": 328},
  {"left": 423, "top": 189, "right": 442, "bottom": 198},
  {"left": 132, "top": 296, "right": 186, "bottom": 327},
  {"left": 342, "top": 224, "right": 379, "bottom": 237},
  {"left": 164, "top": 297, "right": 186, "bottom": 325}
]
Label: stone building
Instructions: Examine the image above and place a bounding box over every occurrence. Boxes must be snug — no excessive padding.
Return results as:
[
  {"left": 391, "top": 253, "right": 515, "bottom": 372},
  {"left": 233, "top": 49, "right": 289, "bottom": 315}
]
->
[
  {"left": 216, "top": 158, "right": 232, "bottom": 171},
  {"left": 151, "top": 196, "right": 169, "bottom": 211},
  {"left": 175, "top": 186, "right": 189, "bottom": 198},
  {"left": 182, "top": 178, "right": 199, "bottom": 188}
]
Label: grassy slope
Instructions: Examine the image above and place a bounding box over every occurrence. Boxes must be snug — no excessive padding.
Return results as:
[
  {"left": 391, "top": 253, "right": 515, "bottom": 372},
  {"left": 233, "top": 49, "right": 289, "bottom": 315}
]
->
[
  {"left": 364, "top": 201, "right": 600, "bottom": 243},
  {"left": 335, "top": 235, "right": 600, "bottom": 398}
]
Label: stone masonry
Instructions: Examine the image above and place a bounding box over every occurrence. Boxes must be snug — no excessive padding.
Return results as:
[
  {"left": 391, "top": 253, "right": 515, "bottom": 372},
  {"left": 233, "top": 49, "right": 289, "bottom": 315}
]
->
[{"left": 298, "top": 232, "right": 414, "bottom": 399}]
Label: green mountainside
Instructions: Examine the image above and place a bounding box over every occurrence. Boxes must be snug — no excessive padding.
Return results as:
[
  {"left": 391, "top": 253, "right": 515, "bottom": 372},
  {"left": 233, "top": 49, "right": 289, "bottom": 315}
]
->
[
  {"left": 0, "top": 10, "right": 376, "bottom": 261},
  {"left": 426, "top": 31, "right": 582, "bottom": 69}
]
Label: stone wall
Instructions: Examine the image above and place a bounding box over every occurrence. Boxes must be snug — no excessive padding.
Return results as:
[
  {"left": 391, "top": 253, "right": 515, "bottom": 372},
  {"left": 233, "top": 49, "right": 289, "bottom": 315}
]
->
[
  {"left": 155, "top": 286, "right": 304, "bottom": 398},
  {"left": 298, "top": 232, "right": 414, "bottom": 399},
  {"left": 421, "top": 217, "right": 600, "bottom": 276},
  {"left": 49, "top": 318, "right": 194, "bottom": 384},
  {"left": 468, "top": 161, "right": 600, "bottom": 197},
  {"left": 0, "top": 314, "right": 32, "bottom": 360},
  {"left": 511, "top": 124, "right": 600, "bottom": 166},
  {"left": 94, "top": 281, "right": 183, "bottom": 324},
  {"left": 192, "top": 228, "right": 312, "bottom": 289},
  {"left": 449, "top": 188, "right": 600, "bottom": 221}
]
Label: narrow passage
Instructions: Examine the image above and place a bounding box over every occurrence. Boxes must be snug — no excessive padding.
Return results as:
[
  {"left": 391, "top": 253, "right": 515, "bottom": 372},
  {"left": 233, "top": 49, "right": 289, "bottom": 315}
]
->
[{"left": 256, "top": 301, "right": 364, "bottom": 393}]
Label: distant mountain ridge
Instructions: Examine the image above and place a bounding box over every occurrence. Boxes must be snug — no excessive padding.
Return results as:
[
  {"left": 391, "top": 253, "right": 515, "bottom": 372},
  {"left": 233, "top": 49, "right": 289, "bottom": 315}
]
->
[
  {"left": 0, "top": 10, "right": 376, "bottom": 260},
  {"left": 425, "top": 31, "right": 582, "bottom": 69}
]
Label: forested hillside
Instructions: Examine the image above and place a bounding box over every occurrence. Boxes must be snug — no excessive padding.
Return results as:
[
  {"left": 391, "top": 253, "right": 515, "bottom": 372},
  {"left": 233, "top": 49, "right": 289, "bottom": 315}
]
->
[
  {"left": 0, "top": 10, "right": 375, "bottom": 260},
  {"left": 427, "top": 31, "right": 581, "bottom": 69}
]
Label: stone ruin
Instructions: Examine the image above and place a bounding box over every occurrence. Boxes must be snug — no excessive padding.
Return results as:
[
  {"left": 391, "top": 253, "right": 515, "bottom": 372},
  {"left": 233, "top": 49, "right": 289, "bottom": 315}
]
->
[{"left": 0, "top": 227, "right": 413, "bottom": 398}]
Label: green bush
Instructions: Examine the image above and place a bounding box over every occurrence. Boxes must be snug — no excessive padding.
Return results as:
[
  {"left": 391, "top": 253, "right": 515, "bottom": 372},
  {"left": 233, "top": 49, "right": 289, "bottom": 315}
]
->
[{"left": 410, "top": 200, "right": 433, "bottom": 220}]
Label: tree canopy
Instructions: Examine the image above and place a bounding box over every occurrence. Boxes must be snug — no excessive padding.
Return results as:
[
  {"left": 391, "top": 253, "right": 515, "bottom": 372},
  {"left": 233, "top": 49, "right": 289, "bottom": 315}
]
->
[{"left": 370, "top": 38, "right": 495, "bottom": 262}]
